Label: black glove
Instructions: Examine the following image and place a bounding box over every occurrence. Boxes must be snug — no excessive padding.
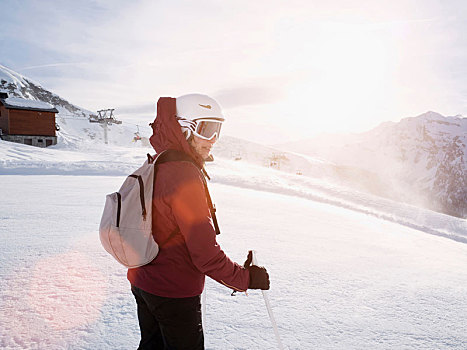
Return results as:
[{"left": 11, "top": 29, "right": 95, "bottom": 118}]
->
[{"left": 243, "top": 251, "right": 270, "bottom": 290}]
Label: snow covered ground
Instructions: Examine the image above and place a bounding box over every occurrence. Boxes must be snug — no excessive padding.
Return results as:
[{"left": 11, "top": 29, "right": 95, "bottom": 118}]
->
[
  {"left": 1, "top": 165, "right": 467, "bottom": 349},
  {"left": 1, "top": 127, "right": 467, "bottom": 349}
]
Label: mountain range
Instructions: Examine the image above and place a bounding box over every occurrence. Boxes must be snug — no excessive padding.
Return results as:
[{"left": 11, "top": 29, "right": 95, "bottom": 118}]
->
[{"left": 277, "top": 112, "right": 467, "bottom": 218}]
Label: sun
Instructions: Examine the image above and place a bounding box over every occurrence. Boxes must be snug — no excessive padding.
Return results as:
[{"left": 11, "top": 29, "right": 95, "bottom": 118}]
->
[{"left": 284, "top": 23, "right": 392, "bottom": 137}]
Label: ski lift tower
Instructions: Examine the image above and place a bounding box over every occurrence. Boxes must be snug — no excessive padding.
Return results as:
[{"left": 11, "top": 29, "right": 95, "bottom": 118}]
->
[{"left": 89, "top": 108, "right": 122, "bottom": 144}]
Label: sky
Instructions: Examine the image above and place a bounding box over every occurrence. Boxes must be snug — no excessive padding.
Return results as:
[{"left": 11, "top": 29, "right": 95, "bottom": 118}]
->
[{"left": 1, "top": 0, "right": 466, "bottom": 144}]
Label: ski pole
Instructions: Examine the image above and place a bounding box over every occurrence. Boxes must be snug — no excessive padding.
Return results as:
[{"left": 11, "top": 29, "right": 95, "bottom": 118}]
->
[
  {"left": 251, "top": 250, "right": 284, "bottom": 350},
  {"left": 202, "top": 289, "right": 207, "bottom": 327}
]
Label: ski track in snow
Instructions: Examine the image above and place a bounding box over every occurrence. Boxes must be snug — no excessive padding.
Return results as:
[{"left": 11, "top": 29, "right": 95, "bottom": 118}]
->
[{"left": 1, "top": 176, "right": 467, "bottom": 349}]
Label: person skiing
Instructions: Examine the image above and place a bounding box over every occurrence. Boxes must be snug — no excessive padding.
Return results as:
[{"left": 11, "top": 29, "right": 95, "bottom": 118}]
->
[{"left": 128, "top": 94, "right": 270, "bottom": 350}]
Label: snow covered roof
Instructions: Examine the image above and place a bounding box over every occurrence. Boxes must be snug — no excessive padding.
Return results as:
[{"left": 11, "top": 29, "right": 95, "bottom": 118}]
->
[{"left": 0, "top": 96, "right": 58, "bottom": 113}]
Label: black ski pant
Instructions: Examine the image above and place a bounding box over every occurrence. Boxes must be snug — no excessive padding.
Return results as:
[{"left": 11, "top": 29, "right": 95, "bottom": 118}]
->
[{"left": 131, "top": 285, "right": 204, "bottom": 350}]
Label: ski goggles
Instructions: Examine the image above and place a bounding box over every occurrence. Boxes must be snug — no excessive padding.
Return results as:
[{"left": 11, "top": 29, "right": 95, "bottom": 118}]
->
[{"left": 193, "top": 118, "right": 223, "bottom": 141}]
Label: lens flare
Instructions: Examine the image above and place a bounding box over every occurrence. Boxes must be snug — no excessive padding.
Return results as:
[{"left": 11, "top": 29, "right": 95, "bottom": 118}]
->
[{"left": 26, "top": 251, "right": 107, "bottom": 331}]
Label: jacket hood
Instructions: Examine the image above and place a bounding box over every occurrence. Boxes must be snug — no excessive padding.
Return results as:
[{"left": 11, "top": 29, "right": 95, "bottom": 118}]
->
[{"left": 149, "top": 97, "right": 204, "bottom": 166}]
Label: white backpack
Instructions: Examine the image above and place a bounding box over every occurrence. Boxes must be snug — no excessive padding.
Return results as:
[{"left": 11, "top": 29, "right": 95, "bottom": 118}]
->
[
  {"left": 99, "top": 150, "right": 220, "bottom": 268},
  {"left": 99, "top": 154, "right": 158, "bottom": 268}
]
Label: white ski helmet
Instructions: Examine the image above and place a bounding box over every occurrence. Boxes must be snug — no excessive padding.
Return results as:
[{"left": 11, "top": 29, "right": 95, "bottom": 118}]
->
[{"left": 176, "top": 93, "right": 225, "bottom": 140}]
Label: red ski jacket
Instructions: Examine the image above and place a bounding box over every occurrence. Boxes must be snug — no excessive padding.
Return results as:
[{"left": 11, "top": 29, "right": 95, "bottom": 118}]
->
[{"left": 127, "top": 97, "right": 250, "bottom": 297}]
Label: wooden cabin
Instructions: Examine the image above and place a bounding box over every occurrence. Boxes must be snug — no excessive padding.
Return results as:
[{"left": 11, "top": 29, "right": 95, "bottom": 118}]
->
[{"left": 0, "top": 92, "right": 59, "bottom": 147}]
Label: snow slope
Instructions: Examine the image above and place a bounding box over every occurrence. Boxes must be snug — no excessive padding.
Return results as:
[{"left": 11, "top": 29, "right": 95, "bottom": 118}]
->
[
  {"left": 0, "top": 64, "right": 92, "bottom": 117},
  {"left": 0, "top": 132, "right": 466, "bottom": 349},
  {"left": 1, "top": 175, "right": 466, "bottom": 349},
  {"left": 1, "top": 138, "right": 465, "bottom": 244}
]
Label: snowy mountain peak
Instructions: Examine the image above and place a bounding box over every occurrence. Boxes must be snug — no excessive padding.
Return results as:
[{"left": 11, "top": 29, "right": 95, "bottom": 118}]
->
[
  {"left": 0, "top": 64, "right": 36, "bottom": 93},
  {"left": 386, "top": 112, "right": 466, "bottom": 145},
  {"left": 415, "top": 110, "right": 445, "bottom": 120},
  {"left": 0, "top": 64, "right": 91, "bottom": 117},
  {"left": 411, "top": 111, "right": 467, "bottom": 129}
]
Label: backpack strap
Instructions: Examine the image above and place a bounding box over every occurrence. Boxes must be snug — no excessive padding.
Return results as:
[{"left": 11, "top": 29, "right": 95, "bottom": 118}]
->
[{"left": 154, "top": 149, "right": 221, "bottom": 235}]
